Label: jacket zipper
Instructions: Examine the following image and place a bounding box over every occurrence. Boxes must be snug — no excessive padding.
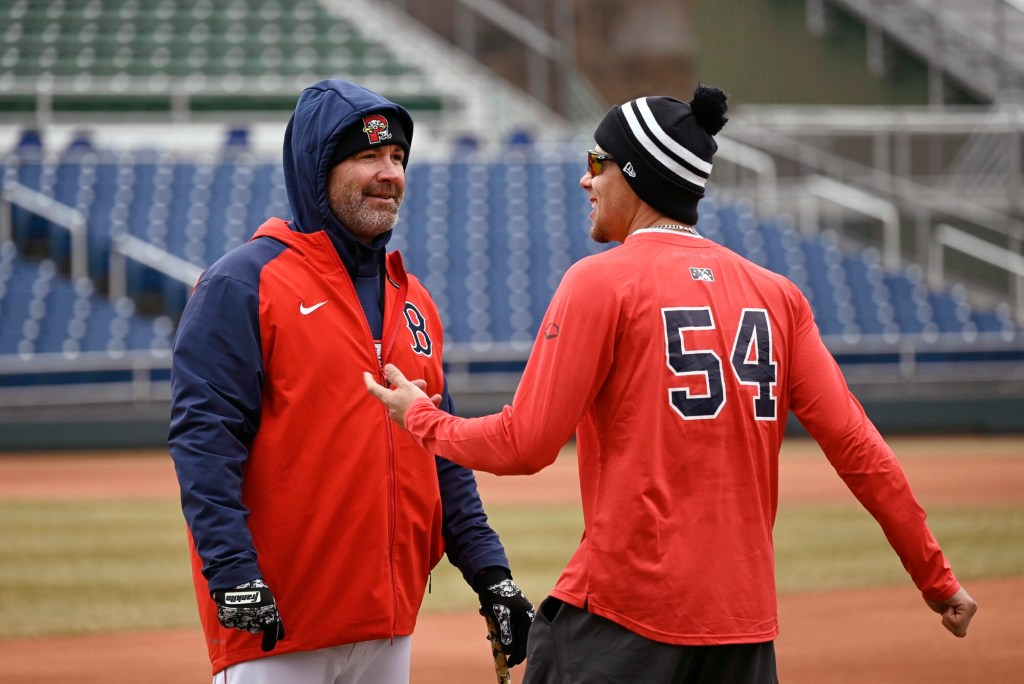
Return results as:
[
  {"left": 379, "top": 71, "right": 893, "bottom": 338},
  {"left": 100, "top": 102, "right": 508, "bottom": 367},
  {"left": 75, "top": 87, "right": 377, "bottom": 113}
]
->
[
  {"left": 330, "top": 238, "right": 403, "bottom": 637},
  {"left": 379, "top": 256, "right": 410, "bottom": 634}
]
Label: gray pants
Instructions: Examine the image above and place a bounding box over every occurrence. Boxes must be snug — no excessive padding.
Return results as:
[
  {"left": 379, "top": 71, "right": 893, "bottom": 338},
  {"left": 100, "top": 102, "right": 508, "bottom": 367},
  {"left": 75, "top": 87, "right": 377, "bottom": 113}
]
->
[
  {"left": 523, "top": 598, "right": 778, "bottom": 684},
  {"left": 213, "top": 637, "right": 411, "bottom": 684}
]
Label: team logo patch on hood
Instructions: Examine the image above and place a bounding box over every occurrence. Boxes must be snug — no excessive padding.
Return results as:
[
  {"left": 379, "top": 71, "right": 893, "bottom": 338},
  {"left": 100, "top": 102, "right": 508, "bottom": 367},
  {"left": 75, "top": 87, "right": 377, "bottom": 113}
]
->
[{"left": 362, "top": 114, "right": 392, "bottom": 144}]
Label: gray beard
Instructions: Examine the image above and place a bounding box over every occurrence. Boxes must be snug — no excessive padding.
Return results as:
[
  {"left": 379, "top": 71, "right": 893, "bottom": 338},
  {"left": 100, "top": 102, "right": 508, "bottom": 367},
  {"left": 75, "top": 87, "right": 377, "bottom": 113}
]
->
[{"left": 337, "top": 194, "right": 401, "bottom": 240}]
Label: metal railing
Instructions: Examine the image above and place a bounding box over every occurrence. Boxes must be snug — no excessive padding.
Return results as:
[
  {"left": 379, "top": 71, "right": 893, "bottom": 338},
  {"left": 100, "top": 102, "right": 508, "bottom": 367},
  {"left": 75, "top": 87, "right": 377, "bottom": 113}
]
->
[
  {"left": 934, "top": 224, "right": 1024, "bottom": 314},
  {"left": 108, "top": 233, "right": 203, "bottom": 300},
  {"left": 818, "top": 0, "right": 1024, "bottom": 103},
  {"left": 0, "top": 180, "right": 88, "bottom": 280},
  {"left": 376, "top": 0, "right": 606, "bottom": 126},
  {"left": 0, "top": 331, "right": 1018, "bottom": 412},
  {"left": 721, "top": 105, "right": 1024, "bottom": 321},
  {"left": 713, "top": 138, "right": 780, "bottom": 217},
  {"left": 0, "top": 349, "right": 172, "bottom": 408},
  {"left": 799, "top": 175, "right": 902, "bottom": 269}
]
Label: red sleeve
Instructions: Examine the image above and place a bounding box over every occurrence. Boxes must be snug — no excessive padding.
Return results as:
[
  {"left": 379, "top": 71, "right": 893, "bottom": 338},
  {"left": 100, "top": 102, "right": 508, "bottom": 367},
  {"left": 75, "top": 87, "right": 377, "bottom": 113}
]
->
[
  {"left": 788, "top": 296, "right": 959, "bottom": 601},
  {"left": 405, "top": 260, "right": 617, "bottom": 475}
]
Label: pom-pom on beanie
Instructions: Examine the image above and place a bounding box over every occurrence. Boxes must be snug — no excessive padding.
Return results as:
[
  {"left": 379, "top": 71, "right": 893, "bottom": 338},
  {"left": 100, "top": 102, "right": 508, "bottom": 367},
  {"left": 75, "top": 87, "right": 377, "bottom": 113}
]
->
[{"left": 594, "top": 84, "right": 728, "bottom": 225}]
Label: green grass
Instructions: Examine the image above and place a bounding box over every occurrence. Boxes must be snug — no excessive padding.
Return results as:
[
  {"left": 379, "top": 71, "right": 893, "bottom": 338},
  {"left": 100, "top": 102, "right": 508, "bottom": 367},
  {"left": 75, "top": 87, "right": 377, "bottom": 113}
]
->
[
  {"left": 428, "top": 505, "right": 1024, "bottom": 609},
  {"left": 1, "top": 500, "right": 1021, "bottom": 640},
  {"left": 774, "top": 506, "right": 1024, "bottom": 592},
  {"left": 425, "top": 506, "right": 584, "bottom": 612},
  {"left": 0, "top": 500, "right": 198, "bottom": 639}
]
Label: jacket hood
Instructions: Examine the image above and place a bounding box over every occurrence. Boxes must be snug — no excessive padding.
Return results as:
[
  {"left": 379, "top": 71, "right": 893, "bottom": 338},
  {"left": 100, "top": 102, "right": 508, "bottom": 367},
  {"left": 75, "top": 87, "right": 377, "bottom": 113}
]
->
[{"left": 282, "top": 80, "right": 414, "bottom": 260}]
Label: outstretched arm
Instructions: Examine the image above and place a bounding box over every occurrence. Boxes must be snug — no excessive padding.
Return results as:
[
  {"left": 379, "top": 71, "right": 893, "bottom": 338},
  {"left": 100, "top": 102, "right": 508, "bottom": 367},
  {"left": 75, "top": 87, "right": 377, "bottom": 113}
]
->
[
  {"left": 367, "top": 258, "right": 616, "bottom": 475},
  {"left": 363, "top": 363, "right": 434, "bottom": 429},
  {"left": 925, "top": 586, "right": 977, "bottom": 637}
]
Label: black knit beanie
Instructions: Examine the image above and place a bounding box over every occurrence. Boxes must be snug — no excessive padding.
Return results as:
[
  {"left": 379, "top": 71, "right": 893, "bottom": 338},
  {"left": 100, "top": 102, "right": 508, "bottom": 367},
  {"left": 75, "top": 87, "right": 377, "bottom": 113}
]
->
[
  {"left": 329, "top": 108, "right": 412, "bottom": 169},
  {"left": 594, "top": 84, "right": 728, "bottom": 225}
]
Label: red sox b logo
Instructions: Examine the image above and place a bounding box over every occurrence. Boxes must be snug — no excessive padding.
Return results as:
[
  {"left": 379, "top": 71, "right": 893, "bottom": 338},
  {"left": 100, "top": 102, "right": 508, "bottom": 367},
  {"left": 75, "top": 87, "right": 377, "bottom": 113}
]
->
[
  {"left": 403, "top": 302, "right": 433, "bottom": 357},
  {"left": 362, "top": 114, "right": 393, "bottom": 144}
]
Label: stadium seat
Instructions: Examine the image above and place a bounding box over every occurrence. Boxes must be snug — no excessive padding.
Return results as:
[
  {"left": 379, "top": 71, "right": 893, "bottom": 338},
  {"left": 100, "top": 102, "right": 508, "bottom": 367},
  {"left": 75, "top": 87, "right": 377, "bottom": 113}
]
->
[
  {"left": 1, "top": 146, "right": 1018, "bottom": 360},
  {"left": 0, "top": 0, "right": 425, "bottom": 90}
]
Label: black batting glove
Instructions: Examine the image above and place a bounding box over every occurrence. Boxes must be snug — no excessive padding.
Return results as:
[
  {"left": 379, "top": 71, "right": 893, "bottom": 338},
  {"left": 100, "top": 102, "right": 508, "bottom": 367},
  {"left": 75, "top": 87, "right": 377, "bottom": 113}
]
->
[
  {"left": 211, "top": 578, "right": 285, "bottom": 652},
  {"left": 473, "top": 567, "right": 535, "bottom": 667}
]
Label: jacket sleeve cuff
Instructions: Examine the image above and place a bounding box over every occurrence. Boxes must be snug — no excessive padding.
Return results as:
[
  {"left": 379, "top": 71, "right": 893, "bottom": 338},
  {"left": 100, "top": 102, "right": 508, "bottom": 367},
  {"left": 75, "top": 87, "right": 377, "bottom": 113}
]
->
[
  {"left": 405, "top": 397, "right": 440, "bottom": 438},
  {"left": 471, "top": 566, "right": 513, "bottom": 593}
]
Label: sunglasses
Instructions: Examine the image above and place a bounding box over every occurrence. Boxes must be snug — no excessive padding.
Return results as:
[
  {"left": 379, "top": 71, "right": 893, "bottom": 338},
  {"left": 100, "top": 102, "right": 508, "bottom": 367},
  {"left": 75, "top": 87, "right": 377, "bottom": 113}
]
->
[{"left": 586, "top": 149, "right": 615, "bottom": 176}]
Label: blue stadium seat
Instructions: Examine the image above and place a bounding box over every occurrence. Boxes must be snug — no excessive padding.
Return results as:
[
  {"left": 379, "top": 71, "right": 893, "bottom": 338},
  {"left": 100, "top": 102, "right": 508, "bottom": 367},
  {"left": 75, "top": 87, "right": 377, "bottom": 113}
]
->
[
  {"left": 1, "top": 147, "right": 1019, "bottom": 357},
  {"left": 929, "top": 291, "right": 970, "bottom": 334},
  {"left": 0, "top": 255, "right": 35, "bottom": 354},
  {"left": 884, "top": 273, "right": 928, "bottom": 335},
  {"left": 758, "top": 218, "right": 791, "bottom": 276},
  {"left": 843, "top": 254, "right": 886, "bottom": 335},
  {"left": 713, "top": 203, "right": 746, "bottom": 254}
]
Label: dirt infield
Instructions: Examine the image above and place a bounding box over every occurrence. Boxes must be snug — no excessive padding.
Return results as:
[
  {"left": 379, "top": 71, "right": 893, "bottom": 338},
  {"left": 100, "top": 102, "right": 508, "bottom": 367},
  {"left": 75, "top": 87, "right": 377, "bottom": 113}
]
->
[{"left": 0, "top": 435, "right": 1021, "bottom": 683}]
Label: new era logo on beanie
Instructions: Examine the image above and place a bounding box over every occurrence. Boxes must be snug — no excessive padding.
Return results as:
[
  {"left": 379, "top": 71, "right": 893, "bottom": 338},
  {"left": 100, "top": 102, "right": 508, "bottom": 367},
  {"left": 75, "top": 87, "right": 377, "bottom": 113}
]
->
[{"left": 594, "top": 84, "right": 728, "bottom": 225}]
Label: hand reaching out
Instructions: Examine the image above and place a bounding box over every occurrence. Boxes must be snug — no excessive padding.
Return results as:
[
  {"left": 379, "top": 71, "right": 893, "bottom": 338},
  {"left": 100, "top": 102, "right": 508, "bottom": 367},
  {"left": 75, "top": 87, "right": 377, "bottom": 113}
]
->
[{"left": 364, "top": 363, "right": 441, "bottom": 429}]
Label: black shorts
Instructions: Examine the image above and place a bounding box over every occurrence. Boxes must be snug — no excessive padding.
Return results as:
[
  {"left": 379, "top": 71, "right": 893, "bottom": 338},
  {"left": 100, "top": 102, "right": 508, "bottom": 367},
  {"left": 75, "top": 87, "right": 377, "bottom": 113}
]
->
[{"left": 523, "top": 597, "right": 779, "bottom": 684}]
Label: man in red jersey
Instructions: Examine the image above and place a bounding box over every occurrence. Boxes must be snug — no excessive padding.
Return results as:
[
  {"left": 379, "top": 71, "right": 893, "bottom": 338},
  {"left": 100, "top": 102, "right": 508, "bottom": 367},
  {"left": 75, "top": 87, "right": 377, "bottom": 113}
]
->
[{"left": 365, "top": 84, "right": 977, "bottom": 683}]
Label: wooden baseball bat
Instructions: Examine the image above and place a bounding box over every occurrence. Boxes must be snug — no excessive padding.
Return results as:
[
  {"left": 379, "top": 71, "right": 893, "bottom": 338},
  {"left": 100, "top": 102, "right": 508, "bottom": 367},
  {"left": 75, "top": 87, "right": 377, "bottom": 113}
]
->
[{"left": 484, "top": 613, "right": 512, "bottom": 684}]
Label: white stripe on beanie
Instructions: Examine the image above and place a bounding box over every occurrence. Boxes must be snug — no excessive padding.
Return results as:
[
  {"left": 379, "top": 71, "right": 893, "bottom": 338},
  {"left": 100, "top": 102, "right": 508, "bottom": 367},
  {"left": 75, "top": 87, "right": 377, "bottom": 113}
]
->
[
  {"left": 622, "top": 98, "right": 710, "bottom": 189},
  {"left": 636, "top": 98, "right": 713, "bottom": 175}
]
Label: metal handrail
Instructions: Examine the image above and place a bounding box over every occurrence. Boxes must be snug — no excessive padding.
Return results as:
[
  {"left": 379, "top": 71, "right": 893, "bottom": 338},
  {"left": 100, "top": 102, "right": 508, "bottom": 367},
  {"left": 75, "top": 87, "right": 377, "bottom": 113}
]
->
[
  {"left": 727, "top": 117, "right": 1020, "bottom": 236},
  {"left": 935, "top": 223, "right": 1024, "bottom": 318},
  {"left": 0, "top": 180, "right": 88, "bottom": 281},
  {"left": 714, "top": 138, "right": 779, "bottom": 216},
  {"left": 824, "top": 0, "right": 1024, "bottom": 102},
  {"left": 800, "top": 175, "right": 902, "bottom": 269},
  {"left": 108, "top": 233, "right": 203, "bottom": 300},
  {"left": 0, "top": 349, "right": 172, "bottom": 407},
  {"left": 0, "top": 349, "right": 171, "bottom": 374}
]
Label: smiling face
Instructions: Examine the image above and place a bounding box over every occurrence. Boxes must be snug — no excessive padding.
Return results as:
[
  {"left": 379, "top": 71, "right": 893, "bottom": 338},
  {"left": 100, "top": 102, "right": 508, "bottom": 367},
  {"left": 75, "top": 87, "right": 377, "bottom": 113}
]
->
[
  {"left": 327, "top": 144, "right": 406, "bottom": 243},
  {"left": 579, "top": 145, "right": 641, "bottom": 244}
]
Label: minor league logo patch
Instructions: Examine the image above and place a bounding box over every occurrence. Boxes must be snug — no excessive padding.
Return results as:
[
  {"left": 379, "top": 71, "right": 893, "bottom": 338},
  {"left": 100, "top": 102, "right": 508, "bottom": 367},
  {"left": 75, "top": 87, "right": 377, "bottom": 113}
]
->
[
  {"left": 362, "top": 114, "right": 392, "bottom": 144},
  {"left": 690, "top": 267, "right": 714, "bottom": 282}
]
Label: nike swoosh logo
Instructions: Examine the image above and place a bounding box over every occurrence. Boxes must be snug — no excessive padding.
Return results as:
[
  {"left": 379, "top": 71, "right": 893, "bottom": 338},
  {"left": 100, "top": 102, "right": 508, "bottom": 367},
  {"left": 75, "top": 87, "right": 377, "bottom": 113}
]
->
[{"left": 299, "top": 300, "right": 329, "bottom": 315}]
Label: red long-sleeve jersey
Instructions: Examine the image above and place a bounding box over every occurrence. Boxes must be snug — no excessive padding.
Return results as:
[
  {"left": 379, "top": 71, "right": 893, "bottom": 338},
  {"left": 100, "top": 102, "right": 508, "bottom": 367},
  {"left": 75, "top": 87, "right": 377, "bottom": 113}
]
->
[{"left": 404, "top": 228, "right": 959, "bottom": 645}]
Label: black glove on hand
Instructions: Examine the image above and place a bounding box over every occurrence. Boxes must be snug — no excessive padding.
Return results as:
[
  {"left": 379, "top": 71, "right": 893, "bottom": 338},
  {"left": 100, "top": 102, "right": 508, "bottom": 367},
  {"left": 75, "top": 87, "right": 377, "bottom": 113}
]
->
[
  {"left": 212, "top": 578, "right": 285, "bottom": 652},
  {"left": 474, "top": 567, "right": 535, "bottom": 667}
]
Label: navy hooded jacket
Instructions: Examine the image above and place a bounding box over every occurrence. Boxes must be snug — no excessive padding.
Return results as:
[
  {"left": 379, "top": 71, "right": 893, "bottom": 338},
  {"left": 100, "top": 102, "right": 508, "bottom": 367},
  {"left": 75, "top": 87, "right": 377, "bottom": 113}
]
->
[{"left": 168, "top": 81, "right": 510, "bottom": 666}]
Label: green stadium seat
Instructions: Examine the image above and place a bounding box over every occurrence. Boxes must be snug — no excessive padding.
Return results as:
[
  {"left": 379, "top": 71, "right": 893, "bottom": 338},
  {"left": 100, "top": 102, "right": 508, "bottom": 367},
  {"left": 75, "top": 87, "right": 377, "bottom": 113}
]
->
[{"left": 0, "top": 0, "right": 445, "bottom": 117}]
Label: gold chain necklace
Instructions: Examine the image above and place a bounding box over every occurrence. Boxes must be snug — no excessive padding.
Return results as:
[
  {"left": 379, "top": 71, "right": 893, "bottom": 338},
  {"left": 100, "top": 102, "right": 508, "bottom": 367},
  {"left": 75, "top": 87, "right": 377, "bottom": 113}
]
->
[{"left": 649, "top": 223, "right": 700, "bottom": 236}]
